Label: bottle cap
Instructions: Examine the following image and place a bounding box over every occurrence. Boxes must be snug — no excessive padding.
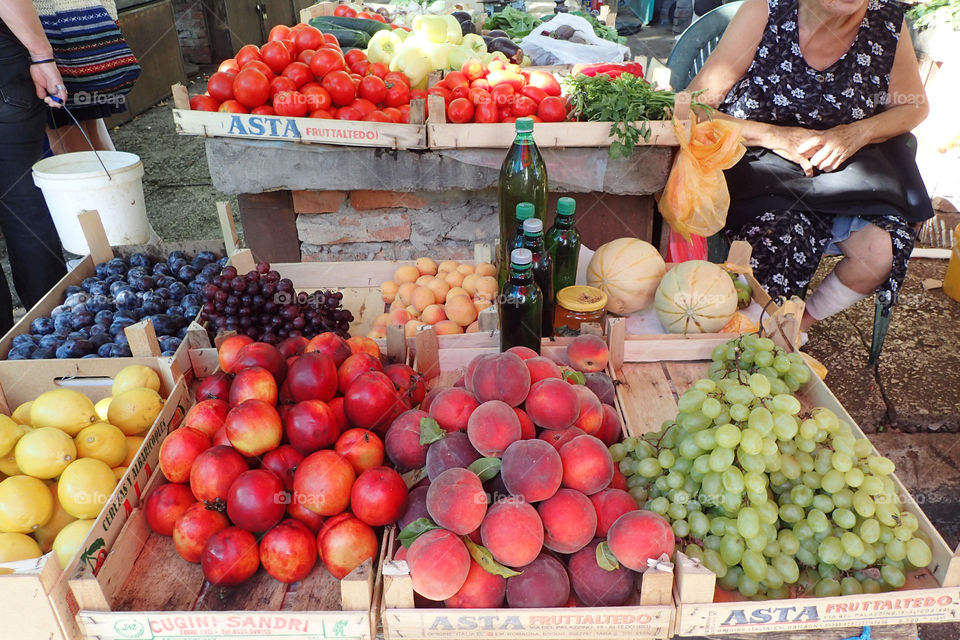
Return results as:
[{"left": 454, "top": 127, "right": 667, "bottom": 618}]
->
[
  {"left": 523, "top": 218, "right": 543, "bottom": 234},
  {"left": 511, "top": 248, "right": 533, "bottom": 266},
  {"left": 515, "top": 202, "right": 535, "bottom": 221},
  {"left": 557, "top": 197, "right": 576, "bottom": 216},
  {"left": 515, "top": 117, "right": 534, "bottom": 133}
]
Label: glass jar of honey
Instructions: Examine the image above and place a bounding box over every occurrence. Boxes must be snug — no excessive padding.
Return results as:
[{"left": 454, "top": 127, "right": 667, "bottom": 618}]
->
[{"left": 554, "top": 286, "right": 607, "bottom": 335}]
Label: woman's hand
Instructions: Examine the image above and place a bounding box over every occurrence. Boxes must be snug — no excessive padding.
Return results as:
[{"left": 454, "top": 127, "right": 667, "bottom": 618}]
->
[
  {"left": 763, "top": 125, "right": 817, "bottom": 176},
  {"left": 29, "top": 60, "right": 67, "bottom": 107},
  {"left": 796, "top": 123, "right": 869, "bottom": 173}
]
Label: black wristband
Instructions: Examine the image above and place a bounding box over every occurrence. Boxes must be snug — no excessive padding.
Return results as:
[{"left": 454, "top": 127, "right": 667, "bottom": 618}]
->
[{"left": 30, "top": 58, "right": 56, "bottom": 65}]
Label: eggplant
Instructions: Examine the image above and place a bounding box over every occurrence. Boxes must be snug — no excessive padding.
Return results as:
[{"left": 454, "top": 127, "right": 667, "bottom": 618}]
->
[
  {"left": 487, "top": 29, "right": 510, "bottom": 39},
  {"left": 482, "top": 34, "right": 494, "bottom": 49},
  {"left": 460, "top": 20, "right": 477, "bottom": 35},
  {"left": 451, "top": 11, "right": 472, "bottom": 23},
  {"left": 489, "top": 37, "right": 524, "bottom": 65}
]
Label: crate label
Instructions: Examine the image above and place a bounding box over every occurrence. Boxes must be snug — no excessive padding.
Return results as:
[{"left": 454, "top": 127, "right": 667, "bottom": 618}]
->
[
  {"left": 680, "top": 589, "right": 960, "bottom": 635},
  {"left": 215, "top": 114, "right": 386, "bottom": 144},
  {"left": 80, "top": 612, "right": 371, "bottom": 640},
  {"left": 386, "top": 606, "right": 672, "bottom": 639}
]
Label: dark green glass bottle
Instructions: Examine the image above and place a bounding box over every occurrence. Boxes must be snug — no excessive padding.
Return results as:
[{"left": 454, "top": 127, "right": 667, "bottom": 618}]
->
[
  {"left": 545, "top": 197, "right": 581, "bottom": 295},
  {"left": 521, "top": 218, "right": 554, "bottom": 338},
  {"left": 498, "top": 117, "right": 548, "bottom": 285},
  {"left": 505, "top": 202, "right": 536, "bottom": 285},
  {"left": 500, "top": 248, "right": 542, "bottom": 353}
]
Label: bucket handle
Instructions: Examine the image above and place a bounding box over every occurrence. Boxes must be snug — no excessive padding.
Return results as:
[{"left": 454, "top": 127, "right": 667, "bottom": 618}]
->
[{"left": 50, "top": 98, "right": 113, "bottom": 180}]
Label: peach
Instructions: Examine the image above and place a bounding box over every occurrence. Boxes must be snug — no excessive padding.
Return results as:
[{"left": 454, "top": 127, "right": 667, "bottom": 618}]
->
[
  {"left": 428, "top": 388, "right": 479, "bottom": 433},
  {"left": 420, "top": 388, "right": 443, "bottom": 413},
  {"left": 444, "top": 295, "right": 478, "bottom": 327},
  {"left": 394, "top": 265, "right": 420, "bottom": 284},
  {"left": 229, "top": 366, "right": 278, "bottom": 406},
  {"left": 524, "top": 356, "right": 562, "bottom": 384},
  {"left": 465, "top": 321, "right": 480, "bottom": 333},
  {"left": 183, "top": 399, "right": 229, "bottom": 439},
  {"left": 405, "top": 320, "right": 426, "bottom": 338},
  {"left": 447, "top": 286, "right": 470, "bottom": 300},
  {"left": 465, "top": 353, "right": 495, "bottom": 394},
  {"left": 559, "top": 435, "right": 614, "bottom": 495},
  {"left": 584, "top": 372, "right": 617, "bottom": 406},
  {"left": 421, "top": 304, "right": 447, "bottom": 325},
  {"left": 445, "top": 559, "right": 506, "bottom": 608},
  {"left": 426, "top": 467, "right": 487, "bottom": 535},
  {"left": 589, "top": 488, "right": 639, "bottom": 537},
  {"left": 444, "top": 271, "right": 465, "bottom": 288},
  {"left": 381, "top": 281, "right": 399, "bottom": 304},
  {"left": 425, "top": 432, "right": 480, "bottom": 481},
  {"left": 505, "top": 554, "right": 570, "bottom": 608},
  {"left": 433, "top": 320, "right": 463, "bottom": 335},
  {"left": 467, "top": 400, "right": 521, "bottom": 457},
  {"left": 475, "top": 262, "right": 497, "bottom": 277},
  {"left": 397, "top": 282, "right": 417, "bottom": 306},
  {"left": 607, "top": 510, "right": 676, "bottom": 572},
  {"left": 397, "top": 484, "right": 430, "bottom": 530},
  {"left": 609, "top": 466, "right": 629, "bottom": 491},
  {"left": 437, "top": 260, "right": 459, "bottom": 273},
  {"left": 389, "top": 308, "right": 413, "bottom": 326},
  {"left": 374, "top": 313, "right": 390, "bottom": 327},
  {"left": 569, "top": 539, "right": 635, "bottom": 606},
  {"left": 596, "top": 404, "right": 624, "bottom": 446},
  {"left": 539, "top": 426, "right": 585, "bottom": 451},
  {"left": 407, "top": 528, "right": 471, "bottom": 601},
  {"left": 501, "top": 439, "right": 562, "bottom": 503},
  {"left": 474, "top": 276, "right": 498, "bottom": 302},
  {"left": 367, "top": 326, "right": 387, "bottom": 339},
  {"left": 415, "top": 274, "right": 433, "bottom": 286},
  {"left": 525, "top": 378, "right": 580, "bottom": 429},
  {"left": 416, "top": 257, "right": 438, "bottom": 276},
  {"left": 506, "top": 346, "right": 538, "bottom": 361},
  {"left": 461, "top": 273, "right": 480, "bottom": 296},
  {"left": 480, "top": 497, "right": 544, "bottom": 568},
  {"left": 411, "top": 286, "right": 435, "bottom": 313},
  {"left": 426, "top": 278, "right": 450, "bottom": 304},
  {"left": 567, "top": 334, "right": 609, "bottom": 373},
  {"left": 385, "top": 409, "right": 430, "bottom": 472},
  {"left": 572, "top": 385, "right": 604, "bottom": 435},
  {"left": 472, "top": 352, "right": 531, "bottom": 407},
  {"left": 338, "top": 353, "right": 383, "bottom": 395},
  {"left": 513, "top": 407, "right": 536, "bottom": 439},
  {"left": 538, "top": 488, "right": 597, "bottom": 553}
]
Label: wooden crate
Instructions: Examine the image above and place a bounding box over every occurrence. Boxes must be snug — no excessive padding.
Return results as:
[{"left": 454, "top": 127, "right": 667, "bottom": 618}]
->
[
  {"left": 0, "top": 363, "right": 190, "bottom": 640},
  {"left": 603, "top": 319, "right": 960, "bottom": 637}
]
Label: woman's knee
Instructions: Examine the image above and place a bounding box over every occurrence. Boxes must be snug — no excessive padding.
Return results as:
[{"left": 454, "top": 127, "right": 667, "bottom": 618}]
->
[{"left": 844, "top": 225, "right": 893, "bottom": 283}]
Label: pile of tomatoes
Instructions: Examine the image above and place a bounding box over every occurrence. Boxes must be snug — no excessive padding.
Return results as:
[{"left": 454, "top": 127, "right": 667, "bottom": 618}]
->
[
  {"left": 190, "top": 23, "right": 416, "bottom": 123},
  {"left": 428, "top": 59, "right": 568, "bottom": 124}
]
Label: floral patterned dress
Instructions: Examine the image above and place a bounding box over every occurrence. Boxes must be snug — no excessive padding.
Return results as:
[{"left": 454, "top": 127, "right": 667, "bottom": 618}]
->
[{"left": 719, "top": 0, "right": 914, "bottom": 311}]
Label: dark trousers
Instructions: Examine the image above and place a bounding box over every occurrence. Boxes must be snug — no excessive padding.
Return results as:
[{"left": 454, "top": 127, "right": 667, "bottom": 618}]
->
[{"left": 0, "top": 38, "right": 68, "bottom": 334}]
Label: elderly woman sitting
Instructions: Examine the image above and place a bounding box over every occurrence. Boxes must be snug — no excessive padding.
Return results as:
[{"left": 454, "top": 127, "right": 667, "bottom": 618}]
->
[{"left": 687, "top": 0, "right": 931, "bottom": 330}]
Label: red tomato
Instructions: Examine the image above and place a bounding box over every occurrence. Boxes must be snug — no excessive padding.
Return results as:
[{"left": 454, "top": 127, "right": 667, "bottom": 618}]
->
[
  {"left": 474, "top": 100, "right": 498, "bottom": 123},
  {"left": 349, "top": 98, "right": 377, "bottom": 117},
  {"left": 369, "top": 13, "right": 386, "bottom": 22},
  {"left": 487, "top": 59, "right": 507, "bottom": 72},
  {"left": 450, "top": 86, "right": 469, "bottom": 101},
  {"left": 270, "top": 75, "right": 298, "bottom": 99},
  {"left": 310, "top": 109, "right": 334, "bottom": 119},
  {"left": 366, "top": 62, "right": 389, "bottom": 78},
  {"left": 235, "top": 44, "right": 261, "bottom": 68},
  {"left": 461, "top": 58, "right": 486, "bottom": 82},
  {"left": 444, "top": 71, "right": 469, "bottom": 91},
  {"left": 381, "top": 107, "right": 402, "bottom": 123},
  {"left": 363, "top": 110, "right": 392, "bottom": 122},
  {"left": 274, "top": 91, "right": 308, "bottom": 117},
  {"left": 243, "top": 60, "right": 275, "bottom": 80},
  {"left": 428, "top": 85, "right": 452, "bottom": 105},
  {"left": 511, "top": 95, "right": 538, "bottom": 117},
  {"left": 529, "top": 115, "right": 544, "bottom": 123},
  {"left": 302, "top": 85, "right": 332, "bottom": 111},
  {"left": 409, "top": 88, "right": 428, "bottom": 101},
  {"left": 468, "top": 88, "right": 491, "bottom": 104},
  {"left": 384, "top": 72, "right": 409, "bottom": 87},
  {"left": 219, "top": 100, "right": 248, "bottom": 113},
  {"left": 301, "top": 81, "right": 322, "bottom": 92},
  {"left": 281, "top": 39, "right": 297, "bottom": 55},
  {"left": 251, "top": 105, "right": 276, "bottom": 115},
  {"left": 297, "top": 49, "right": 316, "bottom": 66},
  {"left": 282, "top": 62, "right": 313, "bottom": 88},
  {"left": 491, "top": 84, "right": 514, "bottom": 107},
  {"left": 293, "top": 26, "right": 325, "bottom": 53},
  {"left": 334, "top": 5, "right": 357, "bottom": 16},
  {"left": 218, "top": 59, "right": 240, "bottom": 74},
  {"left": 233, "top": 68, "right": 270, "bottom": 108},
  {"left": 356, "top": 11, "right": 372, "bottom": 19},
  {"left": 498, "top": 106, "right": 512, "bottom": 121},
  {"left": 487, "top": 70, "right": 525, "bottom": 91},
  {"left": 260, "top": 41, "right": 293, "bottom": 75},
  {"left": 336, "top": 106, "right": 362, "bottom": 120},
  {"left": 358, "top": 75, "right": 387, "bottom": 105},
  {"left": 268, "top": 25, "right": 291, "bottom": 42},
  {"left": 190, "top": 95, "right": 219, "bottom": 112},
  {"left": 349, "top": 73, "right": 363, "bottom": 88},
  {"left": 322, "top": 33, "right": 340, "bottom": 46},
  {"left": 350, "top": 60, "right": 370, "bottom": 76},
  {"left": 501, "top": 115, "right": 517, "bottom": 123},
  {"left": 344, "top": 49, "right": 367, "bottom": 66},
  {"left": 309, "top": 48, "right": 346, "bottom": 78},
  {"left": 470, "top": 78, "right": 491, "bottom": 91},
  {"left": 397, "top": 104, "right": 410, "bottom": 122},
  {"left": 537, "top": 95, "right": 566, "bottom": 122},
  {"left": 521, "top": 86, "right": 548, "bottom": 104},
  {"left": 446, "top": 97, "right": 474, "bottom": 123},
  {"left": 322, "top": 70, "right": 356, "bottom": 106},
  {"left": 207, "top": 71, "right": 235, "bottom": 103},
  {"left": 527, "top": 70, "right": 562, "bottom": 96},
  {"left": 383, "top": 80, "right": 410, "bottom": 108}
]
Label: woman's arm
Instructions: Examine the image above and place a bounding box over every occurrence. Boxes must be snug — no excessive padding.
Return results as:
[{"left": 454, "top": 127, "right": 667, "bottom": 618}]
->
[{"left": 0, "top": 0, "right": 67, "bottom": 106}]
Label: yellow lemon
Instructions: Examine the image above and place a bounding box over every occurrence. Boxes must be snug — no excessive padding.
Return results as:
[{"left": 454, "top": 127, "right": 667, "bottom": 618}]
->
[
  {"left": 0, "top": 475, "right": 53, "bottom": 533},
  {"left": 0, "top": 452, "right": 21, "bottom": 476},
  {"left": 111, "top": 466, "right": 128, "bottom": 481},
  {"left": 112, "top": 365, "right": 161, "bottom": 397},
  {"left": 52, "top": 519, "right": 94, "bottom": 570},
  {"left": 0, "top": 532, "right": 42, "bottom": 562},
  {"left": 58, "top": 458, "right": 117, "bottom": 519},
  {"left": 33, "top": 482, "right": 76, "bottom": 553},
  {"left": 108, "top": 388, "right": 163, "bottom": 436},
  {"left": 10, "top": 401, "right": 32, "bottom": 425},
  {"left": 0, "top": 416, "right": 30, "bottom": 458},
  {"left": 122, "top": 437, "right": 144, "bottom": 466},
  {"left": 94, "top": 398, "right": 112, "bottom": 422},
  {"left": 75, "top": 423, "right": 127, "bottom": 468},
  {"left": 14, "top": 427, "right": 77, "bottom": 479},
  {"left": 30, "top": 389, "right": 97, "bottom": 436}
]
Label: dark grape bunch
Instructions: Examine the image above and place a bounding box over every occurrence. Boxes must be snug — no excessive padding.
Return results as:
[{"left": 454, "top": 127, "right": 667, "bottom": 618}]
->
[
  {"left": 200, "top": 261, "right": 353, "bottom": 343},
  {"left": 8, "top": 250, "right": 225, "bottom": 360}
]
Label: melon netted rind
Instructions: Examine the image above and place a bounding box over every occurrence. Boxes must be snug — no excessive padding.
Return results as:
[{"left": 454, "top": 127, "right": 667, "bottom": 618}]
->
[
  {"left": 654, "top": 260, "right": 738, "bottom": 334},
  {"left": 586, "top": 238, "right": 666, "bottom": 315}
]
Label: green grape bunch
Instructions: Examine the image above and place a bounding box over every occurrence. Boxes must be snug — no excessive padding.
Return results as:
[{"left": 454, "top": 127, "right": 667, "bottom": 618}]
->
[{"left": 610, "top": 335, "right": 933, "bottom": 600}]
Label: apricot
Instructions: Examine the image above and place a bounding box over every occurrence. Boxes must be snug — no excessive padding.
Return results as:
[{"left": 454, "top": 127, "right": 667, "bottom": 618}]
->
[
  {"left": 433, "top": 320, "right": 463, "bottom": 335},
  {"left": 367, "top": 326, "right": 387, "bottom": 339},
  {"left": 373, "top": 313, "right": 389, "bottom": 327},
  {"left": 397, "top": 282, "right": 417, "bottom": 306},
  {"left": 505, "top": 554, "right": 570, "bottom": 608},
  {"left": 475, "top": 262, "right": 496, "bottom": 277},
  {"left": 407, "top": 528, "right": 471, "bottom": 600},
  {"left": 385, "top": 409, "right": 430, "bottom": 472},
  {"left": 428, "top": 388, "right": 479, "bottom": 433},
  {"left": 525, "top": 356, "right": 562, "bottom": 384},
  {"left": 394, "top": 265, "right": 420, "bottom": 284},
  {"left": 447, "top": 286, "right": 470, "bottom": 300},
  {"left": 569, "top": 539, "right": 635, "bottom": 606},
  {"left": 539, "top": 426, "right": 585, "bottom": 451},
  {"left": 589, "top": 488, "right": 639, "bottom": 537},
  {"left": 567, "top": 334, "right": 609, "bottom": 373},
  {"left": 501, "top": 439, "right": 562, "bottom": 503},
  {"left": 607, "top": 510, "right": 676, "bottom": 572},
  {"left": 416, "top": 257, "right": 438, "bottom": 276},
  {"left": 445, "top": 559, "right": 506, "bottom": 608},
  {"left": 426, "top": 278, "right": 450, "bottom": 304},
  {"left": 421, "top": 304, "right": 447, "bottom": 325},
  {"left": 386, "top": 308, "right": 411, "bottom": 327},
  {"left": 465, "top": 321, "right": 480, "bottom": 333},
  {"left": 559, "top": 435, "right": 614, "bottom": 495},
  {"left": 444, "top": 295, "right": 478, "bottom": 327},
  {"left": 480, "top": 497, "right": 544, "bottom": 567},
  {"left": 397, "top": 485, "right": 430, "bottom": 530},
  {"left": 437, "top": 260, "right": 459, "bottom": 273},
  {"left": 461, "top": 273, "right": 480, "bottom": 296},
  {"left": 513, "top": 407, "right": 536, "bottom": 439},
  {"left": 381, "top": 281, "right": 399, "bottom": 304},
  {"left": 405, "top": 320, "right": 427, "bottom": 338},
  {"left": 572, "top": 385, "right": 604, "bottom": 435},
  {"left": 525, "top": 378, "right": 580, "bottom": 430},
  {"left": 411, "top": 286, "right": 435, "bottom": 313},
  {"left": 425, "top": 432, "right": 480, "bottom": 481},
  {"left": 416, "top": 275, "right": 433, "bottom": 287},
  {"left": 472, "top": 352, "right": 530, "bottom": 407},
  {"left": 467, "top": 400, "right": 521, "bottom": 457},
  {"left": 426, "top": 467, "right": 487, "bottom": 535},
  {"left": 538, "top": 488, "right": 597, "bottom": 554},
  {"left": 405, "top": 305, "right": 419, "bottom": 318},
  {"left": 474, "top": 276, "right": 498, "bottom": 302},
  {"left": 596, "top": 404, "right": 624, "bottom": 446},
  {"left": 444, "top": 271, "right": 465, "bottom": 288}
]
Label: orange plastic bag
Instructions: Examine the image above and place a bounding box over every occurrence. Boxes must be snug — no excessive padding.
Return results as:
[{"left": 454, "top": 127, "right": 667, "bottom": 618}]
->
[{"left": 659, "top": 115, "right": 746, "bottom": 241}]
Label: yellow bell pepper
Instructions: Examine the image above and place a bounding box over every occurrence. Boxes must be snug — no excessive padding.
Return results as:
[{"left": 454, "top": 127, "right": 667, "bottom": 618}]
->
[
  {"left": 442, "top": 15, "right": 463, "bottom": 45},
  {"left": 411, "top": 15, "right": 449, "bottom": 44},
  {"left": 367, "top": 30, "right": 404, "bottom": 65},
  {"left": 389, "top": 47, "right": 432, "bottom": 89}
]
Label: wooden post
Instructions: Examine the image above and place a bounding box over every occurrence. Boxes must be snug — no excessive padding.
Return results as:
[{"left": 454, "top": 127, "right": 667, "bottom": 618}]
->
[
  {"left": 674, "top": 550, "right": 716, "bottom": 604},
  {"left": 77, "top": 210, "right": 115, "bottom": 265},
  {"left": 606, "top": 316, "right": 625, "bottom": 371},
  {"left": 170, "top": 83, "right": 190, "bottom": 110},
  {"left": 413, "top": 326, "right": 440, "bottom": 380},
  {"left": 230, "top": 248, "right": 256, "bottom": 274},
  {"left": 340, "top": 558, "right": 374, "bottom": 612},
  {"left": 478, "top": 305, "right": 498, "bottom": 333},
  {"left": 639, "top": 568, "right": 673, "bottom": 606},
  {"left": 408, "top": 98, "right": 426, "bottom": 126},
  {"left": 426, "top": 95, "right": 446, "bottom": 124},
  {"left": 386, "top": 324, "right": 406, "bottom": 364},
  {"left": 125, "top": 319, "right": 162, "bottom": 357},
  {"left": 217, "top": 201, "right": 240, "bottom": 256}
]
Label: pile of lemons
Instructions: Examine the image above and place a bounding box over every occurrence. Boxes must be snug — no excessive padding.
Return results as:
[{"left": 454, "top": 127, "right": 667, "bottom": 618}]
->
[{"left": 0, "top": 365, "right": 164, "bottom": 569}]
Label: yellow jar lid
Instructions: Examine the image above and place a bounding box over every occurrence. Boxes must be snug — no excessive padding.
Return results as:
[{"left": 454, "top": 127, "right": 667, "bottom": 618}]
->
[{"left": 557, "top": 286, "right": 607, "bottom": 313}]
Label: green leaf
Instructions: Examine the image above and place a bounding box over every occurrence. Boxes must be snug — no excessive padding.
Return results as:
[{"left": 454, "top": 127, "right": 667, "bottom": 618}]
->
[
  {"left": 419, "top": 417, "right": 446, "bottom": 446},
  {"left": 596, "top": 541, "right": 620, "bottom": 572},
  {"left": 398, "top": 517, "right": 440, "bottom": 548},
  {"left": 462, "top": 536, "right": 522, "bottom": 577},
  {"left": 468, "top": 457, "right": 501, "bottom": 482},
  {"left": 401, "top": 467, "right": 426, "bottom": 489}
]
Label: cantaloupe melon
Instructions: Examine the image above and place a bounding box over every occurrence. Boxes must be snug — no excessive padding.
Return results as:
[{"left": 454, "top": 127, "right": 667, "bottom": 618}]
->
[
  {"left": 655, "top": 261, "right": 737, "bottom": 333},
  {"left": 586, "top": 239, "right": 666, "bottom": 315}
]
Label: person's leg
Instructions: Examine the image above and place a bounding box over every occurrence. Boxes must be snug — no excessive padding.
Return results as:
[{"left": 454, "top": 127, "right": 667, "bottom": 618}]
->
[
  {"left": 46, "top": 123, "right": 89, "bottom": 154},
  {"left": 84, "top": 119, "right": 114, "bottom": 151}
]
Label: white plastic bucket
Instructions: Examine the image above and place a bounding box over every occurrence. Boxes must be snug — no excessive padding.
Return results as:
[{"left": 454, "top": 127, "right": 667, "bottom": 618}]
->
[{"left": 32, "top": 151, "right": 151, "bottom": 255}]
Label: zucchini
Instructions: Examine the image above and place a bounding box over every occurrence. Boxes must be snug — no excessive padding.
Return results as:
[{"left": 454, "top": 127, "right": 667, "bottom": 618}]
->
[
  {"left": 312, "top": 16, "right": 391, "bottom": 34},
  {"left": 308, "top": 21, "right": 371, "bottom": 48}
]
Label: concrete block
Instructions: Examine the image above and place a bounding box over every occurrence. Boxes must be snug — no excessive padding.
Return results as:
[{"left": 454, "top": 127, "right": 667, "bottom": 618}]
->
[{"left": 297, "top": 210, "right": 411, "bottom": 245}]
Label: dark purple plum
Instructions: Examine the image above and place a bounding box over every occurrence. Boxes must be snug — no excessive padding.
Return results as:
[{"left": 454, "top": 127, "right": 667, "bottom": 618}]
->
[{"left": 30, "top": 317, "right": 55, "bottom": 335}]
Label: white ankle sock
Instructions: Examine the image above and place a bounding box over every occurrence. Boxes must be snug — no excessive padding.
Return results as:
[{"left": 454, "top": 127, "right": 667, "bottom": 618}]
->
[{"left": 805, "top": 272, "right": 868, "bottom": 321}]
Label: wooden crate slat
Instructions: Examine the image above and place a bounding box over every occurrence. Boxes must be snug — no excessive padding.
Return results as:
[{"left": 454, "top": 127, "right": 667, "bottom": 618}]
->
[
  {"left": 664, "top": 361, "right": 708, "bottom": 396},
  {"left": 615, "top": 362, "right": 681, "bottom": 436},
  {"left": 427, "top": 120, "right": 681, "bottom": 150},
  {"left": 292, "top": 565, "right": 346, "bottom": 612},
  {"left": 195, "top": 569, "right": 287, "bottom": 612},
  {"left": 113, "top": 529, "right": 206, "bottom": 612}
]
